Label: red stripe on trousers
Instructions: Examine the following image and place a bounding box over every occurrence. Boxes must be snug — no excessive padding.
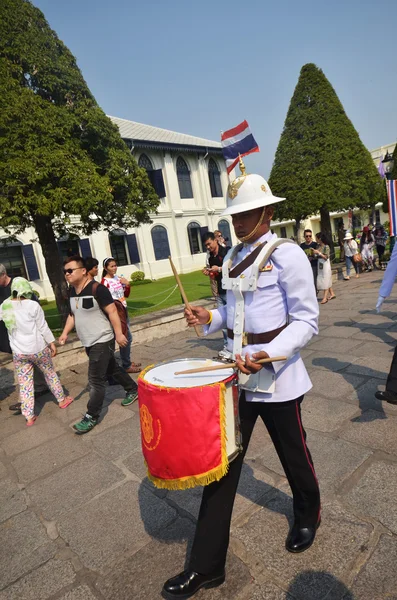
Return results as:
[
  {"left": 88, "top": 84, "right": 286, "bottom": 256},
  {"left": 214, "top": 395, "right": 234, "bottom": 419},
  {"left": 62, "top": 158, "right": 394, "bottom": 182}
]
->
[{"left": 295, "top": 400, "right": 321, "bottom": 523}]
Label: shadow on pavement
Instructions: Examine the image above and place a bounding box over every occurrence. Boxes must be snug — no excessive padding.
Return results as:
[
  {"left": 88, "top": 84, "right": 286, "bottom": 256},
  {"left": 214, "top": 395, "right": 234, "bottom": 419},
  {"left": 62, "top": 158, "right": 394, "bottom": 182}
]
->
[
  {"left": 286, "top": 570, "right": 354, "bottom": 599},
  {"left": 312, "top": 357, "right": 387, "bottom": 420},
  {"left": 137, "top": 463, "right": 293, "bottom": 544}
]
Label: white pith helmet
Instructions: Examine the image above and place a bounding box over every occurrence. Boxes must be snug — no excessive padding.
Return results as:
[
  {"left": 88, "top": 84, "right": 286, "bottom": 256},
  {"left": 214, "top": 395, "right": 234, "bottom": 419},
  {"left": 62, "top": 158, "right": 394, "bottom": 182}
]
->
[{"left": 222, "top": 159, "right": 285, "bottom": 216}]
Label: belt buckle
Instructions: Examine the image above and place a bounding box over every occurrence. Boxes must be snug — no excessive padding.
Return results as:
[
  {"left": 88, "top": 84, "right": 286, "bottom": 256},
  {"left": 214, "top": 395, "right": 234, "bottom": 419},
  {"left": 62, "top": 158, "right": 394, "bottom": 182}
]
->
[{"left": 242, "top": 332, "right": 248, "bottom": 346}]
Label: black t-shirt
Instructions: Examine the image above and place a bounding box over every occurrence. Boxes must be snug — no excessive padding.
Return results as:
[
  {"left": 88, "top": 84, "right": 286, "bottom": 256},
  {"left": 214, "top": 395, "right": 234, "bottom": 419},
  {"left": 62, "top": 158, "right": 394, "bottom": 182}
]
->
[
  {"left": 300, "top": 241, "right": 318, "bottom": 265},
  {"left": 68, "top": 280, "right": 113, "bottom": 313},
  {"left": 208, "top": 245, "right": 228, "bottom": 295}
]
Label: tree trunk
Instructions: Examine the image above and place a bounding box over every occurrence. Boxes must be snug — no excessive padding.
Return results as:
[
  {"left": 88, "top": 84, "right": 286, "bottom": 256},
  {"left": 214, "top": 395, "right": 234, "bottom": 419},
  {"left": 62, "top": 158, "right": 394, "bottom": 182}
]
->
[
  {"left": 293, "top": 218, "right": 301, "bottom": 242},
  {"left": 319, "top": 204, "right": 335, "bottom": 258},
  {"left": 32, "top": 214, "right": 69, "bottom": 322}
]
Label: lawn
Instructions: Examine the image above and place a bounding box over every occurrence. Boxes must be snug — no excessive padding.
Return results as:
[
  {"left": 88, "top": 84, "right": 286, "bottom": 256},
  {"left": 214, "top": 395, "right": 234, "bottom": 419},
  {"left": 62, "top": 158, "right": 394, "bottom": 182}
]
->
[{"left": 42, "top": 270, "right": 212, "bottom": 331}]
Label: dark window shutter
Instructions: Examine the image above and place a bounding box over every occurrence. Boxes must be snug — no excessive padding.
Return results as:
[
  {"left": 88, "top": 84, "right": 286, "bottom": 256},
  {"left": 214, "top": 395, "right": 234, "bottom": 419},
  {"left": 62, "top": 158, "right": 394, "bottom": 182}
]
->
[
  {"left": 152, "top": 169, "right": 166, "bottom": 198},
  {"left": 79, "top": 238, "right": 92, "bottom": 259},
  {"left": 126, "top": 234, "right": 140, "bottom": 264},
  {"left": 22, "top": 245, "right": 40, "bottom": 280}
]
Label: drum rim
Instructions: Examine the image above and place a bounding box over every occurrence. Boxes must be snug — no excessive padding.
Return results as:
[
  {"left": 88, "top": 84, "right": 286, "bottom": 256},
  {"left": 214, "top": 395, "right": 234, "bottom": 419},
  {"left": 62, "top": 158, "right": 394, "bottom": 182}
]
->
[{"left": 141, "top": 358, "right": 236, "bottom": 388}]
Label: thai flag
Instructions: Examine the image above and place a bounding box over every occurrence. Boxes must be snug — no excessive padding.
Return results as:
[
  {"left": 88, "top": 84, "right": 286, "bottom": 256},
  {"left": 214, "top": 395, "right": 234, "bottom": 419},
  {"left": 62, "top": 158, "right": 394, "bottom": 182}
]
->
[
  {"left": 387, "top": 180, "right": 397, "bottom": 236},
  {"left": 221, "top": 120, "right": 259, "bottom": 174}
]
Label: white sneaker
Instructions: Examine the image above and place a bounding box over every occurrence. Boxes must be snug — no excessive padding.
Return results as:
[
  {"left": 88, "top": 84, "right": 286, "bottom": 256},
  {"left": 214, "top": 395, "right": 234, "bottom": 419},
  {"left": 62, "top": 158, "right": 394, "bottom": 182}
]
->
[{"left": 218, "top": 348, "right": 233, "bottom": 360}]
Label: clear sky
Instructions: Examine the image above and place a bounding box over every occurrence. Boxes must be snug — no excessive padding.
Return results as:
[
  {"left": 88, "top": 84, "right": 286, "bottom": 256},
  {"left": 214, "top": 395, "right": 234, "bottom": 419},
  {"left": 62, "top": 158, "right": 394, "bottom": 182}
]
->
[{"left": 33, "top": 0, "right": 397, "bottom": 178}]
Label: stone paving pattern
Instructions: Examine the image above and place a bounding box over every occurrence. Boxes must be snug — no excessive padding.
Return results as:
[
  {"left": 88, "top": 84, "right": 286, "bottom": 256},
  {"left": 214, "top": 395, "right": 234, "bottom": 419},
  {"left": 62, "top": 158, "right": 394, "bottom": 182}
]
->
[{"left": 1, "top": 271, "right": 397, "bottom": 599}]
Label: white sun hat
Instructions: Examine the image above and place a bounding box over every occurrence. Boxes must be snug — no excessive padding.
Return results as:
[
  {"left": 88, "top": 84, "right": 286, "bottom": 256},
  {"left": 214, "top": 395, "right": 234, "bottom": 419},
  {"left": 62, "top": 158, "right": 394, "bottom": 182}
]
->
[
  {"left": 222, "top": 162, "right": 285, "bottom": 216},
  {"left": 344, "top": 232, "right": 354, "bottom": 240}
]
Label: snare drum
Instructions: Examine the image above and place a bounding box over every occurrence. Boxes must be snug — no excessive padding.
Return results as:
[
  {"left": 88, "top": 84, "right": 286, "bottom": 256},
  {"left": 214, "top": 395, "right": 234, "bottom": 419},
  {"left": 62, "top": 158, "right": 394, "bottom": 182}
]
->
[{"left": 138, "top": 359, "right": 241, "bottom": 490}]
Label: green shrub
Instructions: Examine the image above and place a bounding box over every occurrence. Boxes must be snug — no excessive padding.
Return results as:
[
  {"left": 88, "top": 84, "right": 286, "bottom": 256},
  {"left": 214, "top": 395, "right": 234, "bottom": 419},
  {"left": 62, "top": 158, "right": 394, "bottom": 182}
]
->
[
  {"left": 130, "top": 270, "right": 145, "bottom": 283},
  {"left": 131, "top": 278, "right": 152, "bottom": 286},
  {"left": 39, "top": 298, "right": 49, "bottom": 306}
]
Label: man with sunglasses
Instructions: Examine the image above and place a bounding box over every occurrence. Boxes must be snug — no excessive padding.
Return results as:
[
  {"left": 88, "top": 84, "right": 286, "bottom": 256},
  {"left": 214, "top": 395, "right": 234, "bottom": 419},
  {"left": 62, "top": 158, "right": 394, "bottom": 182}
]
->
[
  {"left": 300, "top": 229, "right": 319, "bottom": 291},
  {"left": 59, "top": 256, "right": 138, "bottom": 434}
]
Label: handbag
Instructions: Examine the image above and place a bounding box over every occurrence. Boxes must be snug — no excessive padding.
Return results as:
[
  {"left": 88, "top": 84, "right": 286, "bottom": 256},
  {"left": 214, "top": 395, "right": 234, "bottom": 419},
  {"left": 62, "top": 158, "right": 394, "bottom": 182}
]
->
[{"left": 352, "top": 252, "right": 362, "bottom": 264}]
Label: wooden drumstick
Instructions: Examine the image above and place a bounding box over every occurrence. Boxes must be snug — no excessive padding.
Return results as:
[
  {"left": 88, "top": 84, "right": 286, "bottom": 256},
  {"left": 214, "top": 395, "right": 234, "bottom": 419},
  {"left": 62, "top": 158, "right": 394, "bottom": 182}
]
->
[
  {"left": 168, "top": 256, "right": 202, "bottom": 338},
  {"left": 174, "top": 356, "right": 287, "bottom": 375}
]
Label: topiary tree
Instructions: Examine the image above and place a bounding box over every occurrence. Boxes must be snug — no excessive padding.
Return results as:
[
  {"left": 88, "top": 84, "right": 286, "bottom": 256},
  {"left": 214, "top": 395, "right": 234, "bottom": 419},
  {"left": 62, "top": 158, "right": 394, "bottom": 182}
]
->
[
  {"left": 0, "top": 0, "right": 159, "bottom": 317},
  {"left": 269, "top": 63, "right": 386, "bottom": 251}
]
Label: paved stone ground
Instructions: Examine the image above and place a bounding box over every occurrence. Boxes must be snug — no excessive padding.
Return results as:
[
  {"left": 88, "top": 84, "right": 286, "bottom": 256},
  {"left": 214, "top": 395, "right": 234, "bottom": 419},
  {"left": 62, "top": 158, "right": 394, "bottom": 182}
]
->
[{"left": 1, "top": 270, "right": 397, "bottom": 600}]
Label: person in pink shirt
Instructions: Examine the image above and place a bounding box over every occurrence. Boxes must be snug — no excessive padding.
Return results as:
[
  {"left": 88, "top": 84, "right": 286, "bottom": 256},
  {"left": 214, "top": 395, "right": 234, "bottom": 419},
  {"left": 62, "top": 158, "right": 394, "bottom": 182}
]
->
[{"left": 101, "top": 257, "right": 141, "bottom": 373}]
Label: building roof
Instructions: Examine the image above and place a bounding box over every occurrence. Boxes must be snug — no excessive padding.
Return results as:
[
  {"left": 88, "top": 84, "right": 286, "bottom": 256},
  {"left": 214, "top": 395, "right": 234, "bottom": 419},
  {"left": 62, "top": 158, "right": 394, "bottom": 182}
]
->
[{"left": 108, "top": 115, "right": 223, "bottom": 155}]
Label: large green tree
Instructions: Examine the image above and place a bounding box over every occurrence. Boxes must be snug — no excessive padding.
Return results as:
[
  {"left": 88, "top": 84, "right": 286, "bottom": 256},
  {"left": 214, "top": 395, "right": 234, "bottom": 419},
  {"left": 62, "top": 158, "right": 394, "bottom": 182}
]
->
[
  {"left": 269, "top": 63, "right": 386, "bottom": 249},
  {"left": 0, "top": 0, "right": 159, "bottom": 316}
]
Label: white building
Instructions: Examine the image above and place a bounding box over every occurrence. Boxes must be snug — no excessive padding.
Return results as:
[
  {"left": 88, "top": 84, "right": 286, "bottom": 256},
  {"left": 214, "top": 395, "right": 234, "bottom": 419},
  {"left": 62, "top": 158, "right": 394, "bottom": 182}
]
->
[{"left": 0, "top": 117, "right": 235, "bottom": 300}]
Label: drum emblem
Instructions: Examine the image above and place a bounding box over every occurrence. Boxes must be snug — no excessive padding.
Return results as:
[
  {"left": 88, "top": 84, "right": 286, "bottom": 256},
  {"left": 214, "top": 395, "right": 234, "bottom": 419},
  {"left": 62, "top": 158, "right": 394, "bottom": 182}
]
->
[{"left": 140, "top": 404, "right": 154, "bottom": 444}]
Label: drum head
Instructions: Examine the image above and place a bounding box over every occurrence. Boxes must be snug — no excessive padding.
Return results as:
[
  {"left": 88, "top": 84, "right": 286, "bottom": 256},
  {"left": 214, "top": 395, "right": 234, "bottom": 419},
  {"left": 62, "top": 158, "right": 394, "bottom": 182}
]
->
[{"left": 143, "top": 359, "right": 235, "bottom": 388}]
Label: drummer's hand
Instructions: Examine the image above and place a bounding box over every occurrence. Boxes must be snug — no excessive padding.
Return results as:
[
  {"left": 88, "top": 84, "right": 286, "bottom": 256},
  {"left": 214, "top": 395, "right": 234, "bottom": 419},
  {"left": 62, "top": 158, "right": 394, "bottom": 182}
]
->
[
  {"left": 235, "top": 351, "right": 270, "bottom": 374},
  {"left": 184, "top": 306, "right": 210, "bottom": 326}
]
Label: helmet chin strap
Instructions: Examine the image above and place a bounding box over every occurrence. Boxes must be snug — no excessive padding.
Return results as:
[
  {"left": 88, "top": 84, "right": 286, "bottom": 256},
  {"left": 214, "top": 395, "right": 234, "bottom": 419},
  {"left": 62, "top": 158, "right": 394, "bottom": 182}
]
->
[{"left": 237, "top": 206, "right": 267, "bottom": 243}]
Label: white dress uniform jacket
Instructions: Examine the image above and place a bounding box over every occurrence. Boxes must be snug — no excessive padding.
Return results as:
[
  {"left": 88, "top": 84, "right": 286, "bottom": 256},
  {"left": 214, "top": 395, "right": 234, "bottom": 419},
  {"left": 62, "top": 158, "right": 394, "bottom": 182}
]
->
[
  {"left": 379, "top": 242, "right": 397, "bottom": 298},
  {"left": 205, "top": 231, "right": 319, "bottom": 403}
]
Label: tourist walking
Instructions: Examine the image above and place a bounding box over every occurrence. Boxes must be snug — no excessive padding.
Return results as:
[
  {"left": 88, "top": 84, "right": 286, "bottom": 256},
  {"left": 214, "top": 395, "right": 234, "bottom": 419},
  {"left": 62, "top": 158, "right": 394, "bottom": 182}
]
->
[
  {"left": 59, "top": 256, "right": 138, "bottom": 434},
  {"left": 202, "top": 232, "right": 229, "bottom": 358},
  {"left": 337, "top": 222, "right": 346, "bottom": 261},
  {"left": 373, "top": 225, "right": 388, "bottom": 268},
  {"left": 300, "top": 229, "right": 318, "bottom": 291},
  {"left": 101, "top": 257, "right": 140, "bottom": 373},
  {"left": 85, "top": 257, "right": 99, "bottom": 279},
  {"left": 360, "top": 227, "right": 375, "bottom": 271},
  {"left": 0, "top": 263, "right": 49, "bottom": 413},
  {"left": 314, "top": 233, "right": 335, "bottom": 304},
  {"left": 343, "top": 232, "right": 360, "bottom": 279},
  {"left": 0, "top": 278, "right": 73, "bottom": 425}
]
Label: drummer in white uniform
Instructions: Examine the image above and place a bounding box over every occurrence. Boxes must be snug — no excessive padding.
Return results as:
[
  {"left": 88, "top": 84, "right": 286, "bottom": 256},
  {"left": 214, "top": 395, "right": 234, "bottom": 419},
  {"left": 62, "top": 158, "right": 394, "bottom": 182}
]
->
[{"left": 162, "top": 159, "right": 321, "bottom": 600}]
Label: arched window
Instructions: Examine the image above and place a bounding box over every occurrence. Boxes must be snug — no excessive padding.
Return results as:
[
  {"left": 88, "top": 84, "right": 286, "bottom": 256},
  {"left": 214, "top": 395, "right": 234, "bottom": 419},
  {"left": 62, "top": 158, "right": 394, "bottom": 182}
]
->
[
  {"left": 187, "top": 222, "right": 204, "bottom": 255},
  {"left": 57, "top": 234, "right": 80, "bottom": 261},
  {"left": 138, "top": 154, "right": 153, "bottom": 171},
  {"left": 151, "top": 225, "right": 171, "bottom": 261},
  {"left": 109, "top": 229, "right": 128, "bottom": 266},
  {"left": 0, "top": 239, "right": 27, "bottom": 278},
  {"left": 218, "top": 219, "right": 232, "bottom": 246},
  {"left": 139, "top": 153, "right": 166, "bottom": 199},
  {"left": 177, "top": 157, "right": 193, "bottom": 199},
  {"left": 208, "top": 158, "right": 223, "bottom": 197}
]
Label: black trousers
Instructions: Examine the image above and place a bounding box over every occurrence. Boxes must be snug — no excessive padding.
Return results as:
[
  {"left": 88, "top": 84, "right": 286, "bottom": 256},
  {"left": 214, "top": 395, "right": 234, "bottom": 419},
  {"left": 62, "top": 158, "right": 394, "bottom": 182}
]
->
[
  {"left": 188, "top": 393, "right": 320, "bottom": 575},
  {"left": 85, "top": 339, "right": 137, "bottom": 418},
  {"left": 311, "top": 263, "right": 318, "bottom": 291},
  {"left": 386, "top": 346, "right": 397, "bottom": 395}
]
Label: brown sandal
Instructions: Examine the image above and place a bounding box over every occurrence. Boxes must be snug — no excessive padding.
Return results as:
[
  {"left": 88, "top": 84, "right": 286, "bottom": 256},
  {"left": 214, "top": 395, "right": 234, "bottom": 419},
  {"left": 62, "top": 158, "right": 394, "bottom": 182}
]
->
[
  {"left": 126, "top": 365, "right": 141, "bottom": 373},
  {"left": 320, "top": 299, "right": 328, "bottom": 304}
]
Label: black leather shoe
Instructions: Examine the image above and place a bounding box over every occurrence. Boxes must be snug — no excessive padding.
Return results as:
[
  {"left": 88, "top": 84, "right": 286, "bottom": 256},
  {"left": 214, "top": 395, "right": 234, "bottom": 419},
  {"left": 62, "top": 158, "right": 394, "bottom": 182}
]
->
[
  {"left": 9, "top": 402, "right": 22, "bottom": 414},
  {"left": 286, "top": 520, "right": 320, "bottom": 553},
  {"left": 162, "top": 569, "right": 225, "bottom": 599},
  {"left": 375, "top": 390, "right": 397, "bottom": 405}
]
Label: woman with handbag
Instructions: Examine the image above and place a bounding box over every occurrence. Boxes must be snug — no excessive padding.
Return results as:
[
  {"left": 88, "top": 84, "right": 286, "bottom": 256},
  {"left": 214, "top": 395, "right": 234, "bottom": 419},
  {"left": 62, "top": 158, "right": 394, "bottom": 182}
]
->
[
  {"left": 314, "top": 233, "right": 335, "bottom": 304},
  {"left": 343, "top": 232, "right": 360, "bottom": 280},
  {"left": 101, "top": 257, "right": 141, "bottom": 373}
]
